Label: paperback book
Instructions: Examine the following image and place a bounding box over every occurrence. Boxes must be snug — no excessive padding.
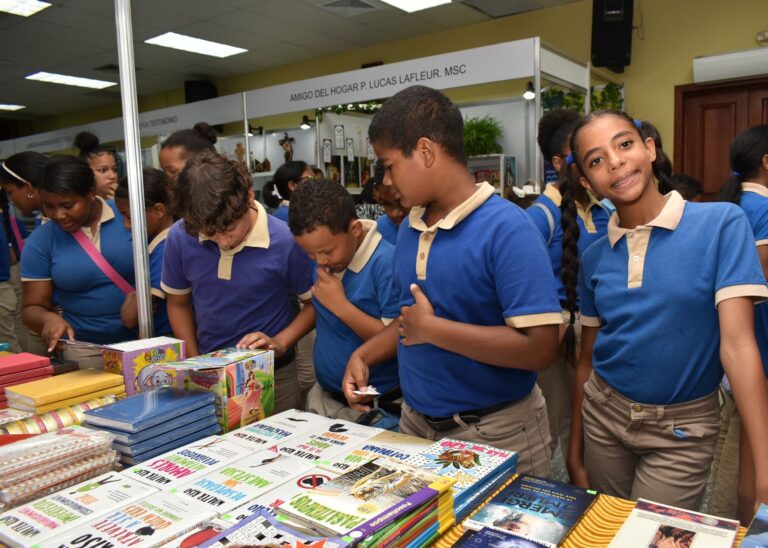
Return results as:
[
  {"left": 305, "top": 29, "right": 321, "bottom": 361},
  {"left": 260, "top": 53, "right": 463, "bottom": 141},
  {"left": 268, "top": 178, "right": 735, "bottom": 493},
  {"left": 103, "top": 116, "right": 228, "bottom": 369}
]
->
[
  {"left": 743, "top": 502, "right": 768, "bottom": 548},
  {"left": 465, "top": 474, "right": 597, "bottom": 547},
  {"left": 46, "top": 491, "right": 216, "bottom": 548},
  {"left": 0, "top": 472, "right": 157, "bottom": 547},
  {"left": 83, "top": 388, "right": 215, "bottom": 433},
  {"left": 608, "top": 499, "right": 740, "bottom": 548},
  {"left": 318, "top": 430, "right": 433, "bottom": 474},
  {"left": 123, "top": 436, "right": 251, "bottom": 489},
  {"left": 455, "top": 527, "right": 548, "bottom": 547},
  {"left": 92, "top": 404, "right": 215, "bottom": 445},
  {"left": 223, "top": 408, "right": 332, "bottom": 451},
  {"left": 0, "top": 353, "right": 50, "bottom": 376},
  {"left": 277, "top": 419, "right": 380, "bottom": 464},
  {"left": 171, "top": 450, "right": 312, "bottom": 514},
  {"left": 4, "top": 369, "right": 123, "bottom": 407}
]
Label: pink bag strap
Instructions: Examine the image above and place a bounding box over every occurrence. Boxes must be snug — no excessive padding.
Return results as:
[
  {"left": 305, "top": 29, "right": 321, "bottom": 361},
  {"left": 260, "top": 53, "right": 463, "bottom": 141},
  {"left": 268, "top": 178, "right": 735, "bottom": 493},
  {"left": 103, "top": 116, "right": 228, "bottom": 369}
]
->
[
  {"left": 9, "top": 217, "right": 23, "bottom": 254},
  {"left": 71, "top": 230, "right": 134, "bottom": 295}
]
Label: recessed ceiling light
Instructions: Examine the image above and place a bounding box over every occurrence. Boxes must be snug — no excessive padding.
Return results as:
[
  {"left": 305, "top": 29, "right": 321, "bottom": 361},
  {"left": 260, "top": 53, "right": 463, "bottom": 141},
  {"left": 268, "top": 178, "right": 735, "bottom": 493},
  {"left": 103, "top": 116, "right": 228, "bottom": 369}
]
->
[
  {"left": 145, "top": 32, "right": 247, "bottom": 58},
  {"left": 0, "top": 104, "right": 25, "bottom": 111},
  {"left": 25, "top": 71, "right": 116, "bottom": 89},
  {"left": 0, "top": 0, "right": 50, "bottom": 17},
  {"left": 379, "top": 0, "right": 450, "bottom": 12}
]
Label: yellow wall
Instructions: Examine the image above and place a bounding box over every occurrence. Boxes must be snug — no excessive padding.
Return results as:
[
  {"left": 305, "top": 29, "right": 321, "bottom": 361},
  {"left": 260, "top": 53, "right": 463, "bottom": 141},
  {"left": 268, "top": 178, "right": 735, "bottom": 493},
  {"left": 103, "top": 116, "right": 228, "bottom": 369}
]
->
[{"left": 26, "top": 0, "right": 767, "bottom": 157}]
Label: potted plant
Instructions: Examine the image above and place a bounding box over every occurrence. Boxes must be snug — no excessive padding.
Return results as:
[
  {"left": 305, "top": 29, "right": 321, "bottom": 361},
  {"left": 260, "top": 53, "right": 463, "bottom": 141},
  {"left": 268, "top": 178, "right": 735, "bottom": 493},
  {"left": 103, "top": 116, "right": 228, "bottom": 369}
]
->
[{"left": 463, "top": 115, "right": 503, "bottom": 157}]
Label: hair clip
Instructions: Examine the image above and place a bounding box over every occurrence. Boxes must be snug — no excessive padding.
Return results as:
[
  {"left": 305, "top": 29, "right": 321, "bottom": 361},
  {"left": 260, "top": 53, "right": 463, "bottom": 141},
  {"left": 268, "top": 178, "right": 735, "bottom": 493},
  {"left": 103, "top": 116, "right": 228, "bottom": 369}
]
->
[
  {"left": 633, "top": 119, "right": 642, "bottom": 129},
  {"left": 271, "top": 185, "right": 283, "bottom": 200},
  {"left": 565, "top": 153, "right": 574, "bottom": 166},
  {"left": 731, "top": 170, "right": 742, "bottom": 178}
]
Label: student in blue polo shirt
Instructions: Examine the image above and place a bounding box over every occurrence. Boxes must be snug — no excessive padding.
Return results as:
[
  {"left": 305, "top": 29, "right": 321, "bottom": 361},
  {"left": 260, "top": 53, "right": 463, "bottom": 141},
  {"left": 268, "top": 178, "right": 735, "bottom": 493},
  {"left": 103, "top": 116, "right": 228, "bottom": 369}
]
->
[
  {"left": 528, "top": 109, "right": 611, "bottom": 459},
  {"left": 161, "top": 151, "right": 314, "bottom": 413},
  {"left": 263, "top": 161, "right": 314, "bottom": 222},
  {"left": 288, "top": 178, "right": 399, "bottom": 423},
  {"left": 0, "top": 189, "right": 27, "bottom": 353},
  {"left": 342, "top": 85, "right": 562, "bottom": 476},
  {"left": 715, "top": 124, "right": 768, "bottom": 523},
  {"left": 21, "top": 156, "right": 135, "bottom": 368},
  {"left": 372, "top": 161, "right": 409, "bottom": 246},
  {"left": 566, "top": 111, "right": 768, "bottom": 511},
  {"left": 114, "top": 167, "right": 175, "bottom": 336}
]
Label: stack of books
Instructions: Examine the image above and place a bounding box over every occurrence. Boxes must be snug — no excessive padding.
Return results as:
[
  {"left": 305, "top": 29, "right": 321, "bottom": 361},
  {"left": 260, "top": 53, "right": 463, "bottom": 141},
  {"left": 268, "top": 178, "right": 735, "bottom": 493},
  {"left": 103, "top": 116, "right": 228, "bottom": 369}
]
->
[
  {"left": 405, "top": 438, "right": 519, "bottom": 521},
  {"left": 82, "top": 388, "right": 220, "bottom": 465},
  {"left": 0, "top": 425, "right": 118, "bottom": 511},
  {"left": 4, "top": 369, "right": 124, "bottom": 414},
  {"left": 0, "top": 353, "right": 51, "bottom": 409}
]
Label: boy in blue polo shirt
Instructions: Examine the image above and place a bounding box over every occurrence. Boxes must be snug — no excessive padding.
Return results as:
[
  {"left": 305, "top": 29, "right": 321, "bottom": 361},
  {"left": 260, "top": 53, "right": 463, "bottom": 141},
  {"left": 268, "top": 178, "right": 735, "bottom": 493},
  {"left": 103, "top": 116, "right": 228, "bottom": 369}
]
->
[
  {"left": 342, "top": 85, "right": 563, "bottom": 476},
  {"left": 288, "top": 178, "right": 399, "bottom": 422},
  {"left": 161, "top": 151, "right": 314, "bottom": 413}
]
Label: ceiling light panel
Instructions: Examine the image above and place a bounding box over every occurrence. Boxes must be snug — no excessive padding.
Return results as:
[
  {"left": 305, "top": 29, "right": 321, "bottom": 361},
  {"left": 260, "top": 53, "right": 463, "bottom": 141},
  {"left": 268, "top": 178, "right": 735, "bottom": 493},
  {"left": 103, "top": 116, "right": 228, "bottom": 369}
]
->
[
  {"left": 0, "top": 104, "right": 25, "bottom": 111},
  {"left": 379, "top": 0, "right": 451, "bottom": 12},
  {"left": 25, "top": 71, "right": 117, "bottom": 89},
  {"left": 145, "top": 32, "right": 247, "bottom": 58},
  {"left": 0, "top": 0, "right": 50, "bottom": 17}
]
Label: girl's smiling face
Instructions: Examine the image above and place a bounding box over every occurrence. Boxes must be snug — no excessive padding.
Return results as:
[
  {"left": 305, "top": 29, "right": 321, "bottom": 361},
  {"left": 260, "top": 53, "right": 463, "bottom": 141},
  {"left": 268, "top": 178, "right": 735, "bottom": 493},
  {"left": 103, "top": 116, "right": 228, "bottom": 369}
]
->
[{"left": 575, "top": 114, "right": 657, "bottom": 206}]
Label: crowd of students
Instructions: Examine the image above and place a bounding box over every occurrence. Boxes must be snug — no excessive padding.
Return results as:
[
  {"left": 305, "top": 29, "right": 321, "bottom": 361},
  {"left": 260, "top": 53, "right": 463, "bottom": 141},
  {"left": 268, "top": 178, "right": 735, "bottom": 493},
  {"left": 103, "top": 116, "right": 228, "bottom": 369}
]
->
[{"left": 0, "top": 85, "right": 766, "bottom": 524}]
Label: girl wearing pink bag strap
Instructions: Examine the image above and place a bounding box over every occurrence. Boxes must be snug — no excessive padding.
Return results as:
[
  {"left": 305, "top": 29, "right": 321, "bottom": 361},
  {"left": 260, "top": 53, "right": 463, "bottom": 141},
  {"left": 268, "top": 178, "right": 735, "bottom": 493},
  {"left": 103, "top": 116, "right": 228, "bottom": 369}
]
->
[{"left": 20, "top": 156, "right": 135, "bottom": 368}]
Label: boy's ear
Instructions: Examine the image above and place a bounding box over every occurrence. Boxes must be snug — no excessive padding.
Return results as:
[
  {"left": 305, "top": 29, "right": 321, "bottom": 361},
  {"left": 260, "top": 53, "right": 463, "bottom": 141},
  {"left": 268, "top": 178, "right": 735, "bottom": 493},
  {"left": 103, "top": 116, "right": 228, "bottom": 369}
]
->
[
  {"left": 761, "top": 152, "right": 768, "bottom": 172},
  {"left": 348, "top": 218, "right": 363, "bottom": 238},
  {"left": 416, "top": 137, "right": 436, "bottom": 168}
]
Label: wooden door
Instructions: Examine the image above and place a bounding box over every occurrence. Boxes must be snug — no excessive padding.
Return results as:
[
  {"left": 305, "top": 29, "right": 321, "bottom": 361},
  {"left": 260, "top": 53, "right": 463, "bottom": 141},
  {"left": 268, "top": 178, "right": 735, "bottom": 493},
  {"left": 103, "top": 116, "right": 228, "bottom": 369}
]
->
[{"left": 674, "top": 76, "right": 768, "bottom": 200}]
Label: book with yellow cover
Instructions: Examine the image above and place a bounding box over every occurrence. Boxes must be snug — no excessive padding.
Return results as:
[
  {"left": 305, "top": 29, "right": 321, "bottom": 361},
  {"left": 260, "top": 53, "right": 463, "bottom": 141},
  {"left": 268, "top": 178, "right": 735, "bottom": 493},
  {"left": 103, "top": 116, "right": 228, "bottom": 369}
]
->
[
  {"left": 4, "top": 369, "right": 123, "bottom": 406},
  {"left": 10, "top": 386, "right": 126, "bottom": 414}
]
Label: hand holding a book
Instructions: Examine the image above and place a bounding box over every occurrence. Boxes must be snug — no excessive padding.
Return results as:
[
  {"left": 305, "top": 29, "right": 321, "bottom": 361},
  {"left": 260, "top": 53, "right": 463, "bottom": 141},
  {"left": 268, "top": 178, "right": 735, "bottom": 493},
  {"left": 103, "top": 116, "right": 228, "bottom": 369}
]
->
[
  {"left": 42, "top": 315, "right": 76, "bottom": 353},
  {"left": 312, "top": 267, "right": 348, "bottom": 315}
]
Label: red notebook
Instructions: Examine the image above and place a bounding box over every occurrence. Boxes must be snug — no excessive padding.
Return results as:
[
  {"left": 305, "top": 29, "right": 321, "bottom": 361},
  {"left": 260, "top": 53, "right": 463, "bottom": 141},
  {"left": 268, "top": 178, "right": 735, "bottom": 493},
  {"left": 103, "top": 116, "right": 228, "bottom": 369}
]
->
[
  {"left": 0, "top": 366, "right": 53, "bottom": 385},
  {"left": 0, "top": 353, "right": 51, "bottom": 375}
]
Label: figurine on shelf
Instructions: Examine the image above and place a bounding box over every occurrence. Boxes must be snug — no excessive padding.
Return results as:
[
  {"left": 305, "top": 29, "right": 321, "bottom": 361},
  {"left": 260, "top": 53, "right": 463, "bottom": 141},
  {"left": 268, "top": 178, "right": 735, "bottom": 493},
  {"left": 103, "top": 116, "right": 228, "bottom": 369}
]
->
[{"left": 279, "top": 133, "right": 294, "bottom": 162}]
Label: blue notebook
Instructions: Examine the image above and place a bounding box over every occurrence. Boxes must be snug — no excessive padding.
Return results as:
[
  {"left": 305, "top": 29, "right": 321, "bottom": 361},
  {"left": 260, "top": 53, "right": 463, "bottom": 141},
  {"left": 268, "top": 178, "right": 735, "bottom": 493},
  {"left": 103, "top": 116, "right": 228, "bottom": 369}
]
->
[
  {"left": 90, "top": 404, "right": 215, "bottom": 445},
  {"left": 83, "top": 388, "right": 215, "bottom": 433},
  {"left": 113, "top": 413, "right": 219, "bottom": 456},
  {"left": 118, "top": 423, "right": 222, "bottom": 465}
]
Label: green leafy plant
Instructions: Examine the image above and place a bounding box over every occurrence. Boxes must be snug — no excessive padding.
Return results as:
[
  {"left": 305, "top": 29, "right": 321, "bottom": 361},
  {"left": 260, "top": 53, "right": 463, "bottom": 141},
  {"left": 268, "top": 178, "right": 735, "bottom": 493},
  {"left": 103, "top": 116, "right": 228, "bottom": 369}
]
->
[
  {"left": 591, "top": 82, "right": 624, "bottom": 111},
  {"left": 463, "top": 115, "right": 503, "bottom": 157},
  {"left": 542, "top": 87, "right": 586, "bottom": 114}
]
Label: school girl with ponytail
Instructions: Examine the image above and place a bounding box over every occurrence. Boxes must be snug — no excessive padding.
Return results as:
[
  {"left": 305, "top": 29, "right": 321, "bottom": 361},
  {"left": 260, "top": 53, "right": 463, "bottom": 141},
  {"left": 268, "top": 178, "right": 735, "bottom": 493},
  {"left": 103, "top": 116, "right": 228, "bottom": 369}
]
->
[
  {"left": 714, "top": 124, "right": 768, "bottom": 522},
  {"left": 263, "top": 161, "right": 314, "bottom": 222},
  {"left": 566, "top": 110, "right": 768, "bottom": 512},
  {"left": 527, "top": 109, "right": 611, "bottom": 456}
]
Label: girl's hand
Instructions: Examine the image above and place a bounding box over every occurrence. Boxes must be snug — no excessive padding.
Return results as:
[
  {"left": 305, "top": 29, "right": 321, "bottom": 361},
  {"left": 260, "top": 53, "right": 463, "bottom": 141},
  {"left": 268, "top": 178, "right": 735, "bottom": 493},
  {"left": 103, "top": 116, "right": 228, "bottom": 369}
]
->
[
  {"left": 42, "top": 316, "right": 75, "bottom": 352},
  {"left": 236, "top": 331, "right": 285, "bottom": 356}
]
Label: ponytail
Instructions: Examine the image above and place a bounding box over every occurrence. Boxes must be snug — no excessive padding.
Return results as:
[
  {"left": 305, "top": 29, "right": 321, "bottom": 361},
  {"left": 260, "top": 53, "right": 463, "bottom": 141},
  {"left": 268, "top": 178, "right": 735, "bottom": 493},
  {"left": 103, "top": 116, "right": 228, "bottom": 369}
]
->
[
  {"left": 717, "top": 124, "right": 768, "bottom": 205},
  {"left": 717, "top": 172, "right": 742, "bottom": 204},
  {"left": 559, "top": 156, "right": 580, "bottom": 366}
]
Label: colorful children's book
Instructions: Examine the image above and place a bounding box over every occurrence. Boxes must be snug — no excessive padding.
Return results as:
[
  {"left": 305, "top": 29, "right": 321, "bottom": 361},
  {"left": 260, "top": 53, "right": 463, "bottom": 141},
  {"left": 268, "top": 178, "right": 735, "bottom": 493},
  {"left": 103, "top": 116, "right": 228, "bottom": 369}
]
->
[
  {"left": 318, "top": 430, "right": 433, "bottom": 474},
  {"left": 223, "top": 408, "right": 332, "bottom": 451},
  {"left": 0, "top": 353, "right": 50, "bottom": 376},
  {"left": 172, "top": 450, "right": 312, "bottom": 515},
  {"left": 405, "top": 438, "right": 518, "bottom": 510},
  {"left": 46, "top": 491, "right": 216, "bottom": 548},
  {"left": 83, "top": 388, "right": 215, "bottom": 433},
  {"left": 3, "top": 369, "right": 123, "bottom": 407},
  {"left": 0, "top": 472, "right": 157, "bottom": 547},
  {"left": 277, "top": 420, "right": 380, "bottom": 464},
  {"left": 113, "top": 414, "right": 220, "bottom": 456},
  {"left": 123, "top": 436, "right": 251, "bottom": 489},
  {"left": 118, "top": 423, "right": 223, "bottom": 466},
  {"left": 102, "top": 336, "right": 187, "bottom": 395},
  {"left": 608, "top": 498, "right": 739, "bottom": 548},
  {"left": 465, "top": 474, "right": 598, "bottom": 547},
  {"left": 200, "top": 506, "right": 349, "bottom": 548},
  {"left": 91, "top": 404, "right": 215, "bottom": 445},
  {"left": 742, "top": 502, "right": 768, "bottom": 548}
]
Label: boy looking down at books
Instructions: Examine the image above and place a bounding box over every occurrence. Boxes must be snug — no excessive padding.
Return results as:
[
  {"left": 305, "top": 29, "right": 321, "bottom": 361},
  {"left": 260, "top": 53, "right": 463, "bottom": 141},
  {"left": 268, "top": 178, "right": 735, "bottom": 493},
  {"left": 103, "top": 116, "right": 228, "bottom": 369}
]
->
[
  {"left": 342, "top": 85, "right": 562, "bottom": 475},
  {"left": 161, "top": 151, "right": 314, "bottom": 413},
  {"left": 288, "top": 178, "right": 400, "bottom": 422}
]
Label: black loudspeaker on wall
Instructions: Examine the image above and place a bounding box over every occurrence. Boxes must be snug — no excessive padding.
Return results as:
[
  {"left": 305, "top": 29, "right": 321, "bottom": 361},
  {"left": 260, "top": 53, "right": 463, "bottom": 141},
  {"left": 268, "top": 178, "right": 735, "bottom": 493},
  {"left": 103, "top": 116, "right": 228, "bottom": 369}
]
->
[
  {"left": 184, "top": 80, "right": 218, "bottom": 104},
  {"left": 591, "top": 0, "right": 634, "bottom": 73}
]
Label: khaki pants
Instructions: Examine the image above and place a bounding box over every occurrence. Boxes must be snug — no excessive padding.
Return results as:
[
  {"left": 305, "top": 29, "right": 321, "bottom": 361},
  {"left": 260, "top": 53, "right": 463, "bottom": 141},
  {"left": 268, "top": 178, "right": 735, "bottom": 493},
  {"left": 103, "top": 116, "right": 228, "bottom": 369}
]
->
[
  {"left": 582, "top": 371, "right": 720, "bottom": 510},
  {"left": 710, "top": 391, "right": 740, "bottom": 519},
  {"left": 400, "top": 385, "right": 552, "bottom": 477},
  {"left": 0, "top": 280, "right": 21, "bottom": 353},
  {"left": 274, "top": 359, "right": 302, "bottom": 414},
  {"left": 8, "top": 264, "right": 27, "bottom": 352},
  {"left": 295, "top": 330, "right": 317, "bottom": 409},
  {"left": 306, "top": 382, "right": 366, "bottom": 422}
]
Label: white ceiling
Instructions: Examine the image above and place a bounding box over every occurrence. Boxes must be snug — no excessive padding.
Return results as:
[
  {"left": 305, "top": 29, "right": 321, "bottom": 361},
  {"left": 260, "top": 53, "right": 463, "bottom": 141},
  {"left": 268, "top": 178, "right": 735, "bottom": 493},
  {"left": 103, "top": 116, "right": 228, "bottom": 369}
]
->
[{"left": 0, "top": 0, "right": 579, "bottom": 120}]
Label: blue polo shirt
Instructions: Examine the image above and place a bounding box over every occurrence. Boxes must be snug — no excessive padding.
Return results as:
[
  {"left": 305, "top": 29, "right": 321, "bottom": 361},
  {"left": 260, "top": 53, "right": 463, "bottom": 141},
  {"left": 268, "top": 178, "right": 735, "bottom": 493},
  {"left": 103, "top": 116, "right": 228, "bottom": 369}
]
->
[
  {"left": 0, "top": 213, "right": 28, "bottom": 282},
  {"left": 148, "top": 228, "right": 172, "bottom": 337},
  {"left": 21, "top": 198, "right": 137, "bottom": 345},
  {"left": 271, "top": 202, "right": 290, "bottom": 223},
  {"left": 579, "top": 191, "right": 768, "bottom": 404},
  {"left": 314, "top": 220, "right": 399, "bottom": 394},
  {"left": 161, "top": 201, "right": 313, "bottom": 354},
  {"left": 527, "top": 184, "right": 610, "bottom": 302},
  {"left": 376, "top": 214, "right": 400, "bottom": 246},
  {"left": 738, "top": 183, "right": 768, "bottom": 376},
  {"left": 394, "top": 183, "right": 562, "bottom": 417}
]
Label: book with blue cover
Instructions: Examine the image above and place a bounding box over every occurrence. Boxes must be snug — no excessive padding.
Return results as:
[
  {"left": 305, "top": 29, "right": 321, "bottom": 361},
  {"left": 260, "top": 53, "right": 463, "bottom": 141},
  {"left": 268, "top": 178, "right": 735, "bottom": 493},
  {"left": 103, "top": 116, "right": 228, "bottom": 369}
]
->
[
  {"left": 91, "top": 404, "right": 216, "bottom": 445},
  {"left": 465, "top": 474, "right": 597, "bottom": 548},
  {"left": 455, "top": 527, "right": 548, "bottom": 547},
  {"left": 83, "top": 388, "right": 215, "bottom": 433},
  {"left": 114, "top": 414, "right": 220, "bottom": 456},
  {"left": 119, "top": 423, "right": 223, "bottom": 466}
]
